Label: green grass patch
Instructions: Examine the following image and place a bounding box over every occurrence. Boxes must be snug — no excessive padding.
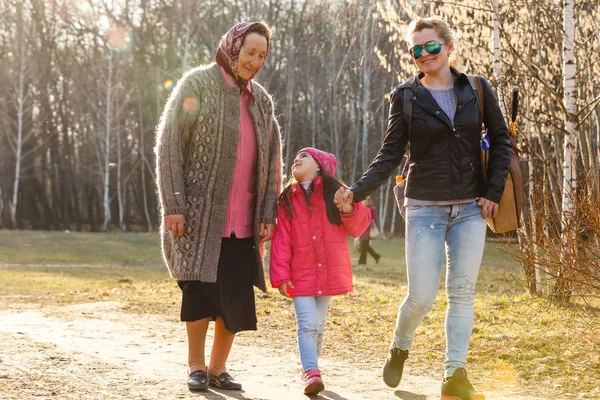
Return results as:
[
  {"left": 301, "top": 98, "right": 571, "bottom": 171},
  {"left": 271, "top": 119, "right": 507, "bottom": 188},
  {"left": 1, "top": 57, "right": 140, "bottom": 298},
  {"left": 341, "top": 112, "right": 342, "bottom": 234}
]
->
[
  {"left": 0, "top": 231, "right": 599, "bottom": 398},
  {"left": 0, "top": 230, "right": 162, "bottom": 266}
]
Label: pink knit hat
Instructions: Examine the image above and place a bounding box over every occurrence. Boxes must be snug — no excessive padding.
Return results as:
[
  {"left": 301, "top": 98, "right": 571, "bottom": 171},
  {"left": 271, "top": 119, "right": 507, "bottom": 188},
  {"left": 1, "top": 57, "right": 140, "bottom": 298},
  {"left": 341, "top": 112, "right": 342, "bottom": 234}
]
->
[{"left": 297, "top": 147, "right": 338, "bottom": 176}]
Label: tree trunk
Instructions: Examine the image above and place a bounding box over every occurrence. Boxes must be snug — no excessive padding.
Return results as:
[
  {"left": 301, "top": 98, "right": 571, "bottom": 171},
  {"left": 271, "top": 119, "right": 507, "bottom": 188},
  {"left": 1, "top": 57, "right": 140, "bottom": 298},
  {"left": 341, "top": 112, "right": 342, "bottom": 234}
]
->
[
  {"left": 535, "top": 129, "right": 561, "bottom": 214},
  {"left": 116, "top": 86, "right": 125, "bottom": 231},
  {"left": 11, "top": 3, "right": 26, "bottom": 230},
  {"left": 310, "top": 82, "right": 321, "bottom": 148},
  {"left": 88, "top": 183, "right": 98, "bottom": 232},
  {"left": 351, "top": 101, "right": 361, "bottom": 183},
  {"left": 182, "top": 14, "right": 191, "bottom": 74},
  {"left": 329, "top": 4, "right": 341, "bottom": 172},
  {"left": 491, "top": 0, "right": 506, "bottom": 118},
  {"left": 139, "top": 99, "right": 152, "bottom": 232},
  {"left": 360, "top": 6, "right": 373, "bottom": 172},
  {"left": 596, "top": 110, "right": 600, "bottom": 178},
  {"left": 284, "top": 0, "right": 296, "bottom": 169},
  {"left": 102, "top": 51, "right": 114, "bottom": 232},
  {"left": 0, "top": 180, "right": 4, "bottom": 228},
  {"left": 555, "top": 0, "right": 578, "bottom": 304}
]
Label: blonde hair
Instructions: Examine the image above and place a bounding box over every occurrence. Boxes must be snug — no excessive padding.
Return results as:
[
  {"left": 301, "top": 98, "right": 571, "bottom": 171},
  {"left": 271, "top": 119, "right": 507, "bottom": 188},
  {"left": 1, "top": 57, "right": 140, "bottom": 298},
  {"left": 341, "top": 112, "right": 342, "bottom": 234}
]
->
[{"left": 406, "top": 16, "right": 456, "bottom": 46}]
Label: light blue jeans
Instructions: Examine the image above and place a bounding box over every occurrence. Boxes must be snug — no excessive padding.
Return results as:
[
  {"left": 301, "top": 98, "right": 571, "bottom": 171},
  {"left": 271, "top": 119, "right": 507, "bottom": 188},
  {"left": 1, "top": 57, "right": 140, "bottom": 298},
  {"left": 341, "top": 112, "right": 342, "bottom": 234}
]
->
[
  {"left": 394, "top": 202, "right": 487, "bottom": 377},
  {"left": 292, "top": 296, "right": 331, "bottom": 372}
]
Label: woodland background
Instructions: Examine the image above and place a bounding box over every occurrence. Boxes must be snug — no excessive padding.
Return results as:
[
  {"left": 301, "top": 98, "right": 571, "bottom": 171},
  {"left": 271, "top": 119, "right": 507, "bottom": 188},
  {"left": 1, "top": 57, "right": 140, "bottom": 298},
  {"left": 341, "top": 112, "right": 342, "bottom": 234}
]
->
[{"left": 1, "top": 0, "right": 599, "bottom": 298}]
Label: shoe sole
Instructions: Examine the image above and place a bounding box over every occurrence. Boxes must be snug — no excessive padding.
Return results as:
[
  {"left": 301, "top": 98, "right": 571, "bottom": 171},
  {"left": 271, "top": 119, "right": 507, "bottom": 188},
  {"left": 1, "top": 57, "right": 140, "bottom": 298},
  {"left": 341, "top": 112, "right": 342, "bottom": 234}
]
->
[
  {"left": 382, "top": 372, "right": 401, "bottom": 388},
  {"left": 188, "top": 385, "right": 208, "bottom": 392},
  {"left": 208, "top": 376, "right": 242, "bottom": 390},
  {"left": 209, "top": 382, "right": 242, "bottom": 390},
  {"left": 382, "top": 364, "right": 402, "bottom": 388},
  {"left": 440, "top": 394, "right": 485, "bottom": 400},
  {"left": 304, "top": 381, "right": 325, "bottom": 395}
]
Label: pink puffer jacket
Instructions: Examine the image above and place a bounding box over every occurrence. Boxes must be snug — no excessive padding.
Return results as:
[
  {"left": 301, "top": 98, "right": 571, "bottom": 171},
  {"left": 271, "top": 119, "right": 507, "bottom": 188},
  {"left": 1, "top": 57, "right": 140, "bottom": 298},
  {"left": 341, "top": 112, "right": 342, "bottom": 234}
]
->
[{"left": 269, "top": 176, "right": 371, "bottom": 297}]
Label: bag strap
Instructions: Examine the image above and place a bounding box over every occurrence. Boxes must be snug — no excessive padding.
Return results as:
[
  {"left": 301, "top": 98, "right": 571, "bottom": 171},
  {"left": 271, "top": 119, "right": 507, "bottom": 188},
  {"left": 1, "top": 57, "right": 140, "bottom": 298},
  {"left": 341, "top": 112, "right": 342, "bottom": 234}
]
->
[
  {"left": 403, "top": 88, "right": 413, "bottom": 137},
  {"left": 401, "top": 89, "right": 413, "bottom": 177},
  {"left": 467, "top": 74, "right": 490, "bottom": 183},
  {"left": 467, "top": 75, "right": 485, "bottom": 128}
]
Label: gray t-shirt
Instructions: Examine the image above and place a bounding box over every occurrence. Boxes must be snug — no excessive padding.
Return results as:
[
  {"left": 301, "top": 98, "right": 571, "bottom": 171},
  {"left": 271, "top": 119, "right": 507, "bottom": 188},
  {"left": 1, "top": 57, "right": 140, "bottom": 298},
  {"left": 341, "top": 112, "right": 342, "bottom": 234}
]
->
[{"left": 428, "top": 87, "right": 457, "bottom": 121}]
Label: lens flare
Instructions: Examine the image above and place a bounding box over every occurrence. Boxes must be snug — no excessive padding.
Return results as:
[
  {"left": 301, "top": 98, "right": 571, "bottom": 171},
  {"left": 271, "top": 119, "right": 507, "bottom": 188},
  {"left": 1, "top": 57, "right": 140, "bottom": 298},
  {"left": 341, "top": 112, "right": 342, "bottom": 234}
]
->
[
  {"left": 182, "top": 97, "right": 199, "bottom": 113},
  {"left": 74, "top": 0, "right": 92, "bottom": 15},
  {"left": 480, "top": 360, "right": 518, "bottom": 394},
  {"left": 163, "top": 79, "right": 174, "bottom": 90},
  {"left": 107, "top": 26, "right": 135, "bottom": 54}
]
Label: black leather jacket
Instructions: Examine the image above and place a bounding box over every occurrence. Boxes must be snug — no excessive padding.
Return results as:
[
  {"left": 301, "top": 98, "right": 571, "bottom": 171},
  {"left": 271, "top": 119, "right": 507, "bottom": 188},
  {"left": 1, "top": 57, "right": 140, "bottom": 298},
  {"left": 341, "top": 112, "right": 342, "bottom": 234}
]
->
[{"left": 350, "top": 69, "right": 512, "bottom": 204}]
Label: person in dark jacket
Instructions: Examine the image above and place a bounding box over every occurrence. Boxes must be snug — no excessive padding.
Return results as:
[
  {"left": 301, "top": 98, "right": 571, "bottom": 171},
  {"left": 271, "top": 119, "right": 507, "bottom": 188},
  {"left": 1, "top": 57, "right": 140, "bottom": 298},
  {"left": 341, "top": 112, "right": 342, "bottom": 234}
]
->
[
  {"left": 335, "top": 16, "right": 511, "bottom": 400},
  {"left": 358, "top": 197, "right": 381, "bottom": 265}
]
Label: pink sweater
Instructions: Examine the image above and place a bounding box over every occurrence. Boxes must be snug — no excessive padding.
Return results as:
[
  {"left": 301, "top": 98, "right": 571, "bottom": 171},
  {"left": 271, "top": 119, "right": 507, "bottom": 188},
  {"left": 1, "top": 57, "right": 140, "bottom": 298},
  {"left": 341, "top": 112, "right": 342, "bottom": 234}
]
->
[{"left": 221, "top": 68, "right": 258, "bottom": 238}]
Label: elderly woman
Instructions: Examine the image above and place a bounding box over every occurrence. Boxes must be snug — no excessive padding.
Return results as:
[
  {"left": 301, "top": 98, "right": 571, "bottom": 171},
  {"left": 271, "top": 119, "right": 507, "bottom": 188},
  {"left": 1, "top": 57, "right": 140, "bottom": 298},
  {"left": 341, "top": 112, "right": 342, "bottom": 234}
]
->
[{"left": 155, "top": 22, "right": 282, "bottom": 392}]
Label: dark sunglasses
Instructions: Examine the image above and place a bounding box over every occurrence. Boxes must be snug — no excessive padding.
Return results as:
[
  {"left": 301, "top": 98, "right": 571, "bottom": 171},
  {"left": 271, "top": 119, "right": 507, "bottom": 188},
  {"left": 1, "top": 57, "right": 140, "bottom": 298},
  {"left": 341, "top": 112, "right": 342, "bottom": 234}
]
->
[{"left": 410, "top": 40, "right": 445, "bottom": 59}]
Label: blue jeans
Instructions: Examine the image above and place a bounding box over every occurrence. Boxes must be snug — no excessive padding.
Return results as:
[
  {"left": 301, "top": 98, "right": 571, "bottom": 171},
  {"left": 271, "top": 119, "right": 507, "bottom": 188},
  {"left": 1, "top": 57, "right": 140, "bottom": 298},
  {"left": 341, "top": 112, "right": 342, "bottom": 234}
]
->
[
  {"left": 292, "top": 296, "right": 331, "bottom": 372},
  {"left": 393, "top": 202, "right": 487, "bottom": 377}
]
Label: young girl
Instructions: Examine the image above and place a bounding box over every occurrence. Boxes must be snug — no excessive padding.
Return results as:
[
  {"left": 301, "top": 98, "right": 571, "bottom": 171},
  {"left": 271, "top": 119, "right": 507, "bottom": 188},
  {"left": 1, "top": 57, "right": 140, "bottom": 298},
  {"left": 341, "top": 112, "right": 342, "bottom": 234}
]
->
[{"left": 269, "top": 147, "right": 371, "bottom": 395}]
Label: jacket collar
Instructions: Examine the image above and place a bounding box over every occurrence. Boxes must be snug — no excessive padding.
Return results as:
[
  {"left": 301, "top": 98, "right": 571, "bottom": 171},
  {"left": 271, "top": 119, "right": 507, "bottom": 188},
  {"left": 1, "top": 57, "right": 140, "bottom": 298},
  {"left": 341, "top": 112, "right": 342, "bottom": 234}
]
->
[
  {"left": 397, "top": 67, "right": 475, "bottom": 130},
  {"left": 291, "top": 175, "right": 323, "bottom": 193},
  {"left": 398, "top": 67, "right": 469, "bottom": 92}
]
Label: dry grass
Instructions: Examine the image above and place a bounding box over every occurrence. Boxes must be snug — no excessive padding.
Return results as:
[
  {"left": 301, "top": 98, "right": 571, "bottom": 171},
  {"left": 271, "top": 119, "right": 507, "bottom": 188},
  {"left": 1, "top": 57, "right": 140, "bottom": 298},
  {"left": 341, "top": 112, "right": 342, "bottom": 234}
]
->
[{"left": 0, "top": 231, "right": 599, "bottom": 398}]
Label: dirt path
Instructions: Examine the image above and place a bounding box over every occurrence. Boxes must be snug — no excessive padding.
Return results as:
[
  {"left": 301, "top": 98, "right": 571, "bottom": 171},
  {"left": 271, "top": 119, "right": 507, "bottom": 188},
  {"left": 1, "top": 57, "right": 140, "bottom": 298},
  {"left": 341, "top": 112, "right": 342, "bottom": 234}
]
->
[{"left": 0, "top": 301, "right": 541, "bottom": 400}]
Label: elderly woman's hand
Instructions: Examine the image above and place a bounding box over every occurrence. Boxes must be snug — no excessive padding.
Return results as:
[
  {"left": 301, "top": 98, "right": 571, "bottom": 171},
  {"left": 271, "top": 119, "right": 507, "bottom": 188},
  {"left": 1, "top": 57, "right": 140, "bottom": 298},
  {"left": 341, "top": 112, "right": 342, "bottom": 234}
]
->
[
  {"left": 259, "top": 223, "right": 275, "bottom": 242},
  {"left": 164, "top": 214, "right": 185, "bottom": 236}
]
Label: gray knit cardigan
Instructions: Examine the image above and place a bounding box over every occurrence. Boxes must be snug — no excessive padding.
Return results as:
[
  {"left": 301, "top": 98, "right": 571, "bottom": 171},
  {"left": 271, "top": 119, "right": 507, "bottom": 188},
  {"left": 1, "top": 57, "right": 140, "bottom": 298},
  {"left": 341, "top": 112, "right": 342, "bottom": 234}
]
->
[{"left": 155, "top": 63, "right": 283, "bottom": 292}]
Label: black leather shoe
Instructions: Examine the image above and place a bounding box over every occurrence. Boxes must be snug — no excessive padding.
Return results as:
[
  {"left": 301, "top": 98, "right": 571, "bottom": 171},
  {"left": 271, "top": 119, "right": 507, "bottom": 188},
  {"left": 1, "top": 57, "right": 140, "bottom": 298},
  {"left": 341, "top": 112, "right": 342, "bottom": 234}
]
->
[
  {"left": 208, "top": 372, "right": 242, "bottom": 390},
  {"left": 187, "top": 370, "right": 209, "bottom": 392}
]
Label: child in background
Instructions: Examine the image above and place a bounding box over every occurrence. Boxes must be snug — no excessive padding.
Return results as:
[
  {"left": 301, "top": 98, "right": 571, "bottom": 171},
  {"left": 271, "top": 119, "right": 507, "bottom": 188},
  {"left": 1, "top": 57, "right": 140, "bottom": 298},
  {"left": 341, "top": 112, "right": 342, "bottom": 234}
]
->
[{"left": 269, "top": 148, "right": 371, "bottom": 395}]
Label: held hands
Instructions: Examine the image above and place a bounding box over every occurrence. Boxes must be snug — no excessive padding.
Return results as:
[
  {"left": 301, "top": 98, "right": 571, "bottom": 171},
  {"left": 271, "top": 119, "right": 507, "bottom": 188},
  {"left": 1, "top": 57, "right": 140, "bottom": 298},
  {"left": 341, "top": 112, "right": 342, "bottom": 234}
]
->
[
  {"left": 477, "top": 197, "right": 499, "bottom": 219},
  {"left": 259, "top": 222, "right": 275, "bottom": 242},
  {"left": 164, "top": 214, "right": 185, "bottom": 236},
  {"left": 334, "top": 188, "right": 355, "bottom": 214},
  {"left": 278, "top": 281, "right": 295, "bottom": 298}
]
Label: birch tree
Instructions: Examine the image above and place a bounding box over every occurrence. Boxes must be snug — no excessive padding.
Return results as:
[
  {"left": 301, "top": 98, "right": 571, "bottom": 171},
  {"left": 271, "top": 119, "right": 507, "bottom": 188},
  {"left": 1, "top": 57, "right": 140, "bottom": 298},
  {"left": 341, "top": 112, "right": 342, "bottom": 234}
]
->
[
  {"left": 360, "top": 3, "right": 375, "bottom": 173},
  {"left": 138, "top": 98, "right": 153, "bottom": 232},
  {"left": 115, "top": 84, "right": 125, "bottom": 231},
  {"left": 101, "top": 50, "right": 114, "bottom": 232},
  {"left": 555, "top": 0, "right": 578, "bottom": 303},
  {"left": 9, "top": 2, "right": 30, "bottom": 229},
  {"left": 491, "top": 0, "right": 506, "bottom": 117},
  {"left": 284, "top": 0, "right": 297, "bottom": 167}
]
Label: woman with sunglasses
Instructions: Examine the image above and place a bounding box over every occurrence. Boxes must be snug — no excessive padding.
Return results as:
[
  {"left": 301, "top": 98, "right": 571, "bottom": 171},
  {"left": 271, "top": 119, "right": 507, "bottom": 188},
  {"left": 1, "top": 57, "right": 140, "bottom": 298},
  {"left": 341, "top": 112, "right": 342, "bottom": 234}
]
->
[{"left": 336, "top": 16, "right": 512, "bottom": 400}]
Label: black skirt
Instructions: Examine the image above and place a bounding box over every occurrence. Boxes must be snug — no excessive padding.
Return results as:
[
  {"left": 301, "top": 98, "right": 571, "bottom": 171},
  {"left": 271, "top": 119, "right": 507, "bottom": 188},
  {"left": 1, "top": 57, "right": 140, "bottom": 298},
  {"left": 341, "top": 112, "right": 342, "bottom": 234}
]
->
[{"left": 177, "top": 236, "right": 257, "bottom": 334}]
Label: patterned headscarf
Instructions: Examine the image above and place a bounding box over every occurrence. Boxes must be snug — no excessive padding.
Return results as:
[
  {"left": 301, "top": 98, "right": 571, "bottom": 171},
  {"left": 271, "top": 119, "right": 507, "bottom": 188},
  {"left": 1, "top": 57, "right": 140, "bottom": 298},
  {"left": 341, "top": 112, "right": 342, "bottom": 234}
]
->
[{"left": 215, "top": 22, "right": 270, "bottom": 103}]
